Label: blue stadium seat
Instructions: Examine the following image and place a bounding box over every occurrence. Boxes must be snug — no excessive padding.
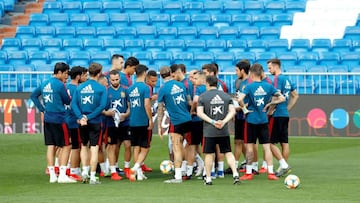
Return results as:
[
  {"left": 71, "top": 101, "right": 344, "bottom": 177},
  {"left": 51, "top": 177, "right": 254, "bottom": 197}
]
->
[
  {"left": 15, "top": 26, "right": 35, "bottom": 38},
  {"left": 69, "top": 51, "right": 90, "bottom": 67},
  {"left": 203, "top": 1, "right": 223, "bottom": 15},
  {"left": 35, "top": 64, "right": 53, "bottom": 72},
  {"left": 63, "top": 39, "right": 83, "bottom": 51},
  {"left": 272, "top": 13, "right": 293, "bottom": 26},
  {"left": 7, "top": 51, "right": 28, "bottom": 65},
  {"left": 239, "top": 27, "right": 259, "bottom": 40},
  {"left": 318, "top": 52, "right": 340, "bottom": 66},
  {"left": 340, "top": 52, "right": 360, "bottom": 68},
  {"left": 0, "top": 51, "right": 8, "bottom": 64},
  {"left": 296, "top": 79, "right": 315, "bottom": 94},
  {"left": 162, "top": 1, "right": 183, "bottom": 13},
  {"left": 265, "top": 1, "right": 285, "bottom": 14},
  {"left": 48, "top": 13, "right": 69, "bottom": 27},
  {"left": 184, "top": 40, "right": 205, "bottom": 52},
  {"left": 223, "top": 1, "right": 243, "bottom": 14},
  {"left": 164, "top": 39, "right": 184, "bottom": 53},
  {"left": 332, "top": 39, "right": 352, "bottom": 53},
  {"left": 76, "top": 27, "right": 96, "bottom": 39},
  {"left": 116, "top": 27, "right": 137, "bottom": 39},
  {"left": 171, "top": 14, "right": 190, "bottom": 27},
  {"left": 285, "top": 1, "right": 306, "bottom": 14},
  {"left": 29, "top": 14, "right": 48, "bottom": 26},
  {"left": 21, "top": 38, "right": 41, "bottom": 51},
  {"left": 90, "top": 51, "right": 111, "bottom": 68},
  {"left": 259, "top": 27, "right": 280, "bottom": 40},
  {"left": 243, "top": 1, "right": 264, "bottom": 14},
  {"left": 252, "top": 14, "right": 272, "bottom": 27},
  {"left": 145, "top": 39, "right": 164, "bottom": 52},
  {"left": 351, "top": 66, "right": 360, "bottom": 81},
  {"left": 42, "top": 2, "right": 62, "bottom": 14},
  {"left": 157, "top": 27, "right": 177, "bottom": 39},
  {"left": 297, "top": 52, "right": 319, "bottom": 67},
  {"left": 205, "top": 39, "right": 226, "bottom": 53},
  {"left": 0, "top": 64, "right": 14, "bottom": 83},
  {"left": 177, "top": 27, "right": 198, "bottom": 40},
  {"left": 290, "top": 39, "right": 310, "bottom": 53},
  {"left": 49, "top": 51, "right": 69, "bottom": 66},
  {"left": 124, "top": 39, "right": 144, "bottom": 52},
  {"left": 231, "top": 14, "right": 252, "bottom": 27},
  {"left": 283, "top": 65, "right": 306, "bottom": 74},
  {"left": 197, "top": 27, "right": 217, "bottom": 40},
  {"left": 152, "top": 51, "right": 172, "bottom": 67},
  {"left": 307, "top": 66, "right": 327, "bottom": 81},
  {"left": 267, "top": 39, "right": 289, "bottom": 53},
  {"left": 103, "top": 39, "right": 124, "bottom": 53},
  {"left": 102, "top": 1, "right": 123, "bottom": 13},
  {"left": 256, "top": 52, "right": 277, "bottom": 68},
  {"left": 1, "top": 38, "right": 21, "bottom": 51},
  {"left": 337, "top": 80, "right": 359, "bottom": 94},
  {"left": 327, "top": 65, "right": 349, "bottom": 81},
  {"left": 123, "top": 1, "right": 143, "bottom": 13},
  {"left": 142, "top": 1, "right": 163, "bottom": 14},
  {"left": 214, "top": 52, "right": 234, "bottom": 72},
  {"left": 28, "top": 50, "right": 49, "bottom": 66},
  {"left": 69, "top": 13, "right": 89, "bottom": 27},
  {"left": 89, "top": 13, "right": 109, "bottom": 27},
  {"left": 22, "top": 78, "right": 40, "bottom": 92},
  {"left": 183, "top": 1, "right": 203, "bottom": 14},
  {"left": 149, "top": 13, "right": 170, "bottom": 27},
  {"left": 55, "top": 26, "right": 75, "bottom": 39},
  {"left": 234, "top": 52, "right": 256, "bottom": 65},
  {"left": 96, "top": 26, "right": 116, "bottom": 39},
  {"left": 132, "top": 51, "right": 152, "bottom": 66},
  {"left": 311, "top": 39, "right": 332, "bottom": 53},
  {"left": 277, "top": 52, "right": 297, "bottom": 69},
  {"left": 227, "top": 39, "right": 247, "bottom": 53},
  {"left": 1, "top": 80, "right": 21, "bottom": 92},
  {"left": 352, "top": 39, "right": 360, "bottom": 52},
  {"left": 129, "top": 13, "right": 150, "bottom": 26},
  {"left": 190, "top": 13, "right": 211, "bottom": 27},
  {"left": 35, "top": 26, "right": 55, "bottom": 39},
  {"left": 137, "top": 26, "right": 157, "bottom": 39},
  {"left": 41, "top": 38, "right": 62, "bottom": 52},
  {"left": 172, "top": 52, "right": 193, "bottom": 67},
  {"left": 343, "top": 26, "right": 360, "bottom": 40},
  {"left": 62, "top": 1, "right": 82, "bottom": 14},
  {"left": 83, "top": 39, "right": 104, "bottom": 52},
  {"left": 109, "top": 13, "right": 129, "bottom": 27},
  {"left": 247, "top": 39, "right": 267, "bottom": 54},
  {"left": 211, "top": 14, "right": 231, "bottom": 28},
  {"left": 314, "top": 80, "right": 338, "bottom": 94},
  {"left": 218, "top": 27, "right": 238, "bottom": 40},
  {"left": 193, "top": 52, "right": 214, "bottom": 66},
  {"left": 83, "top": 1, "right": 102, "bottom": 14}
]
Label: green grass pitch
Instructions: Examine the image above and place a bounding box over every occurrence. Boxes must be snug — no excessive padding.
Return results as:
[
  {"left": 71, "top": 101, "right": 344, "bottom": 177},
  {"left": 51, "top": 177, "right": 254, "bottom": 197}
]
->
[{"left": 0, "top": 134, "right": 359, "bottom": 203}]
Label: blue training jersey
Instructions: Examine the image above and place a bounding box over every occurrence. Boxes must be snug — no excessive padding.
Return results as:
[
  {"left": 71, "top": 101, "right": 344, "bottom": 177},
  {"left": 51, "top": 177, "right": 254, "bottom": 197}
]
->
[
  {"left": 243, "top": 80, "right": 278, "bottom": 124},
  {"left": 106, "top": 86, "right": 129, "bottom": 127},
  {"left": 272, "top": 74, "right": 297, "bottom": 117},
  {"left": 193, "top": 84, "right": 206, "bottom": 122},
  {"left": 30, "top": 77, "right": 71, "bottom": 124},
  {"left": 127, "top": 81, "right": 151, "bottom": 127},
  {"left": 120, "top": 71, "right": 132, "bottom": 89},
  {"left": 71, "top": 79, "right": 107, "bottom": 124},
  {"left": 65, "top": 83, "right": 79, "bottom": 129},
  {"left": 158, "top": 80, "right": 192, "bottom": 125}
]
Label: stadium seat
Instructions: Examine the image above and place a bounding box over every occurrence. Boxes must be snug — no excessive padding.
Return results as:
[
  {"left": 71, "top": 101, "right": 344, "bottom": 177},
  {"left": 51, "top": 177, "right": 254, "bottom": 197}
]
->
[
  {"left": 296, "top": 79, "right": 315, "bottom": 94},
  {"left": 190, "top": 13, "right": 211, "bottom": 27},
  {"left": 124, "top": 39, "right": 144, "bottom": 52},
  {"left": 265, "top": 1, "right": 285, "bottom": 14},
  {"left": 252, "top": 14, "right": 272, "bottom": 27},
  {"left": 172, "top": 52, "right": 193, "bottom": 67},
  {"left": 41, "top": 38, "right": 62, "bottom": 52},
  {"left": 205, "top": 39, "right": 226, "bottom": 53},
  {"left": 327, "top": 65, "right": 349, "bottom": 81},
  {"left": 116, "top": 27, "right": 137, "bottom": 39},
  {"left": 243, "top": 1, "right": 264, "bottom": 14},
  {"left": 69, "top": 51, "right": 90, "bottom": 67},
  {"left": 22, "top": 78, "right": 40, "bottom": 92},
  {"left": 137, "top": 26, "right": 157, "bottom": 39},
  {"left": 55, "top": 26, "right": 75, "bottom": 39},
  {"left": 142, "top": 1, "right": 163, "bottom": 14},
  {"left": 177, "top": 26, "right": 198, "bottom": 40},
  {"left": 62, "top": 1, "right": 82, "bottom": 14},
  {"left": 35, "top": 64, "right": 53, "bottom": 72},
  {"left": 297, "top": 52, "right": 319, "bottom": 67},
  {"left": 239, "top": 27, "right": 259, "bottom": 40},
  {"left": 69, "top": 13, "right": 89, "bottom": 27},
  {"left": 28, "top": 50, "right": 49, "bottom": 66},
  {"left": 340, "top": 52, "right": 360, "bottom": 68},
  {"left": 290, "top": 39, "right": 311, "bottom": 53},
  {"left": 149, "top": 13, "right": 170, "bottom": 27},
  {"left": 103, "top": 39, "right": 124, "bottom": 53},
  {"left": 171, "top": 14, "right": 190, "bottom": 27},
  {"left": 227, "top": 39, "right": 247, "bottom": 53},
  {"left": 343, "top": 26, "right": 360, "bottom": 40},
  {"left": 83, "top": 1, "right": 102, "bottom": 14},
  {"left": 63, "top": 39, "right": 83, "bottom": 51},
  {"left": 144, "top": 39, "right": 164, "bottom": 52},
  {"left": 1, "top": 38, "right": 21, "bottom": 51},
  {"left": 7, "top": 51, "right": 28, "bottom": 65},
  {"left": 89, "top": 13, "right": 109, "bottom": 27},
  {"left": 123, "top": 1, "right": 143, "bottom": 13},
  {"left": 1, "top": 80, "right": 21, "bottom": 92},
  {"left": 103, "top": 1, "right": 123, "bottom": 14},
  {"left": 21, "top": 38, "right": 41, "bottom": 51},
  {"left": 152, "top": 51, "right": 172, "bottom": 67},
  {"left": 157, "top": 27, "right": 177, "bottom": 39},
  {"left": 129, "top": 13, "right": 150, "bottom": 26},
  {"left": 318, "top": 52, "right": 340, "bottom": 66},
  {"left": 83, "top": 39, "right": 104, "bottom": 52},
  {"left": 15, "top": 26, "right": 35, "bottom": 38},
  {"left": 96, "top": 26, "right": 116, "bottom": 39},
  {"left": 223, "top": 1, "right": 243, "bottom": 14},
  {"left": 162, "top": 1, "right": 183, "bottom": 13},
  {"left": 283, "top": 65, "right": 306, "bottom": 73},
  {"left": 76, "top": 27, "right": 96, "bottom": 39},
  {"left": 132, "top": 51, "right": 153, "bottom": 66},
  {"left": 307, "top": 65, "right": 327, "bottom": 81},
  {"left": 247, "top": 39, "right": 267, "bottom": 54},
  {"left": 109, "top": 13, "right": 129, "bottom": 27},
  {"left": 164, "top": 39, "right": 184, "bottom": 53},
  {"left": 197, "top": 27, "right": 217, "bottom": 40},
  {"left": 90, "top": 51, "right": 111, "bottom": 68},
  {"left": 285, "top": 1, "right": 306, "bottom": 14},
  {"left": 183, "top": 1, "right": 203, "bottom": 14},
  {"left": 203, "top": 1, "right": 223, "bottom": 15},
  {"left": 214, "top": 52, "right": 234, "bottom": 71},
  {"left": 35, "top": 26, "right": 55, "bottom": 39},
  {"left": 193, "top": 52, "right": 214, "bottom": 67},
  {"left": 48, "top": 13, "right": 69, "bottom": 27},
  {"left": 29, "top": 14, "right": 48, "bottom": 26},
  {"left": 259, "top": 27, "right": 280, "bottom": 40},
  {"left": 267, "top": 39, "right": 289, "bottom": 53},
  {"left": 272, "top": 13, "right": 293, "bottom": 27},
  {"left": 277, "top": 52, "right": 297, "bottom": 69},
  {"left": 234, "top": 52, "right": 256, "bottom": 65},
  {"left": 337, "top": 80, "right": 359, "bottom": 94},
  {"left": 0, "top": 51, "right": 8, "bottom": 64},
  {"left": 332, "top": 39, "right": 352, "bottom": 53},
  {"left": 218, "top": 27, "right": 238, "bottom": 40},
  {"left": 314, "top": 80, "right": 338, "bottom": 94},
  {"left": 42, "top": 2, "right": 62, "bottom": 14},
  {"left": 211, "top": 14, "right": 231, "bottom": 28},
  {"left": 256, "top": 52, "right": 277, "bottom": 67},
  {"left": 184, "top": 40, "right": 205, "bottom": 52},
  {"left": 311, "top": 39, "right": 332, "bottom": 53},
  {"left": 231, "top": 14, "right": 252, "bottom": 27},
  {"left": 49, "top": 51, "right": 69, "bottom": 66},
  {"left": 352, "top": 39, "right": 360, "bottom": 52}
]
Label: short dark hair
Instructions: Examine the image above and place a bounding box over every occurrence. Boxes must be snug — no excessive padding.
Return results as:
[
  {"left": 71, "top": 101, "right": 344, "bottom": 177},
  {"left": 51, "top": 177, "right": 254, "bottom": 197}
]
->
[
  {"left": 177, "top": 64, "right": 186, "bottom": 73},
  {"left": 206, "top": 75, "right": 218, "bottom": 87},
  {"left": 111, "top": 54, "right": 124, "bottom": 62},
  {"left": 249, "top": 63, "right": 264, "bottom": 77},
  {"left": 202, "top": 63, "right": 217, "bottom": 74},
  {"left": 88, "top": 62, "right": 103, "bottom": 77},
  {"left": 124, "top": 56, "right": 139, "bottom": 69},
  {"left": 146, "top": 70, "right": 157, "bottom": 77},
  {"left": 236, "top": 60, "right": 251, "bottom": 74},
  {"left": 109, "top": 69, "right": 119, "bottom": 76},
  {"left": 135, "top": 64, "right": 148, "bottom": 76},
  {"left": 267, "top": 58, "right": 281, "bottom": 67},
  {"left": 159, "top": 66, "right": 171, "bottom": 79},
  {"left": 69, "top": 66, "right": 85, "bottom": 79},
  {"left": 170, "top": 64, "right": 180, "bottom": 73},
  {"left": 54, "top": 62, "right": 70, "bottom": 75}
]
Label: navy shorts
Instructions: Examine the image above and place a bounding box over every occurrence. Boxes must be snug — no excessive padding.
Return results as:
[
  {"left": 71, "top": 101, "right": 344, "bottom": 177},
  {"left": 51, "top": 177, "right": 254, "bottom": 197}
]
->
[
  {"left": 130, "top": 126, "right": 152, "bottom": 148},
  {"left": 186, "top": 121, "right": 203, "bottom": 145},
  {"left": 169, "top": 121, "right": 192, "bottom": 136},
  {"left": 244, "top": 123, "right": 270, "bottom": 144},
  {"left": 269, "top": 117, "right": 289, "bottom": 144},
  {"left": 79, "top": 123, "right": 102, "bottom": 147},
  {"left": 69, "top": 128, "right": 81, "bottom": 149},
  {"left": 44, "top": 122, "right": 70, "bottom": 147},
  {"left": 234, "top": 117, "right": 246, "bottom": 140},
  {"left": 107, "top": 125, "right": 131, "bottom": 145},
  {"left": 203, "top": 136, "right": 232, "bottom": 154}
]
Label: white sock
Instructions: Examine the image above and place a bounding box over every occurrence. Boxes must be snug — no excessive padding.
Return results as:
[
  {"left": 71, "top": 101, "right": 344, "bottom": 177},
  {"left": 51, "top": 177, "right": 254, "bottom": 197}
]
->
[
  {"left": 211, "top": 162, "right": 215, "bottom": 173},
  {"left": 268, "top": 165, "right": 274, "bottom": 174},
  {"left": 252, "top": 162, "right": 258, "bottom": 171},
  {"left": 106, "top": 158, "right": 110, "bottom": 169},
  {"left": 70, "top": 168, "right": 77, "bottom": 175},
  {"left": 59, "top": 166, "right": 67, "bottom": 177},
  {"left": 100, "top": 162, "right": 106, "bottom": 173},
  {"left": 55, "top": 157, "right": 59, "bottom": 167},
  {"left": 115, "top": 162, "right": 119, "bottom": 168},
  {"left": 90, "top": 171, "right": 96, "bottom": 181},
  {"left": 132, "top": 163, "right": 140, "bottom": 171},
  {"left": 233, "top": 171, "right": 239, "bottom": 178},
  {"left": 181, "top": 161, "right": 187, "bottom": 174},
  {"left": 137, "top": 168, "right": 143, "bottom": 177},
  {"left": 246, "top": 164, "right": 252, "bottom": 174},
  {"left": 262, "top": 160, "right": 268, "bottom": 169},
  {"left": 186, "top": 165, "right": 194, "bottom": 176},
  {"left": 48, "top": 166, "right": 56, "bottom": 177},
  {"left": 279, "top": 159, "right": 289, "bottom": 169},
  {"left": 175, "top": 168, "right": 182, "bottom": 180},
  {"left": 110, "top": 165, "right": 116, "bottom": 174},
  {"left": 82, "top": 166, "right": 90, "bottom": 175},
  {"left": 217, "top": 161, "right": 224, "bottom": 172},
  {"left": 235, "top": 161, "right": 239, "bottom": 168},
  {"left": 240, "top": 160, "right": 246, "bottom": 165},
  {"left": 124, "top": 161, "right": 130, "bottom": 168},
  {"left": 206, "top": 176, "right": 212, "bottom": 183},
  {"left": 195, "top": 153, "right": 204, "bottom": 167}
]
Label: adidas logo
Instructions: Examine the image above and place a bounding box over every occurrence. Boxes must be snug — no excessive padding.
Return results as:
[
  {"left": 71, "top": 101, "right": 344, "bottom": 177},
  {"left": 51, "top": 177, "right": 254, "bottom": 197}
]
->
[
  {"left": 254, "top": 86, "right": 267, "bottom": 96},
  {"left": 80, "top": 84, "right": 94, "bottom": 94},
  {"left": 170, "top": 84, "right": 184, "bottom": 95},
  {"left": 129, "top": 87, "right": 140, "bottom": 97},
  {"left": 285, "top": 80, "right": 291, "bottom": 89},
  {"left": 210, "top": 94, "right": 224, "bottom": 105},
  {"left": 43, "top": 83, "right": 53, "bottom": 93}
]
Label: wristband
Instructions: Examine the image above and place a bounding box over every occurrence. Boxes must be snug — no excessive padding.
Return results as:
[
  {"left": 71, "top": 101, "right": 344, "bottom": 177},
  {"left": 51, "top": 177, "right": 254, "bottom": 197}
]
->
[{"left": 211, "top": 120, "right": 215, "bottom": 125}]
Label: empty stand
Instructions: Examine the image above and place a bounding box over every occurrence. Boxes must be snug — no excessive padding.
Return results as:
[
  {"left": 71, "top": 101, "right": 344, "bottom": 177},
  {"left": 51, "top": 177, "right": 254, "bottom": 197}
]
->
[{"left": 21, "top": 38, "right": 41, "bottom": 51}]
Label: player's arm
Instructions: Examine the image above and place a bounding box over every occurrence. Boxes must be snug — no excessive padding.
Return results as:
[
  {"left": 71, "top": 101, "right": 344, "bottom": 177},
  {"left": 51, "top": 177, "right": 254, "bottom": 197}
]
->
[
  {"left": 197, "top": 106, "right": 215, "bottom": 126},
  {"left": 60, "top": 84, "right": 71, "bottom": 105},
  {"left": 157, "top": 102, "right": 165, "bottom": 138},
  {"left": 30, "top": 86, "right": 45, "bottom": 112},
  {"left": 264, "top": 91, "right": 285, "bottom": 111},
  {"left": 145, "top": 98, "right": 153, "bottom": 129},
  {"left": 287, "top": 90, "right": 299, "bottom": 111},
  {"left": 70, "top": 90, "right": 82, "bottom": 120},
  {"left": 223, "top": 104, "right": 236, "bottom": 124},
  {"left": 87, "top": 87, "right": 108, "bottom": 120},
  {"left": 190, "top": 95, "right": 199, "bottom": 115}
]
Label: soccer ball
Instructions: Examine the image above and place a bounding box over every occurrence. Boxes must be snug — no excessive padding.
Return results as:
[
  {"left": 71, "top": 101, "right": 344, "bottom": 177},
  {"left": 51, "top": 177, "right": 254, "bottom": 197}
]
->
[
  {"left": 159, "top": 160, "right": 174, "bottom": 174},
  {"left": 284, "top": 174, "right": 300, "bottom": 189}
]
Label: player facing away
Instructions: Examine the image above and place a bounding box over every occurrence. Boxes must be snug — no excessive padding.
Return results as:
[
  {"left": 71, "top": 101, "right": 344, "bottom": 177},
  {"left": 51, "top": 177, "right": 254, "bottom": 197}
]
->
[
  {"left": 71, "top": 63, "right": 108, "bottom": 184},
  {"left": 157, "top": 66, "right": 192, "bottom": 184},
  {"left": 120, "top": 56, "right": 139, "bottom": 88},
  {"left": 127, "top": 64, "right": 154, "bottom": 181},
  {"left": 197, "top": 75, "right": 240, "bottom": 185},
  {"left": 30, "top": 62, "right": 76, "bottom": 183},
  {"left": 237, "top": 63, "right": 285, "bottom": 181},
  {"left": 267, "top": 59, "right": 299, "bottom": 177}
]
